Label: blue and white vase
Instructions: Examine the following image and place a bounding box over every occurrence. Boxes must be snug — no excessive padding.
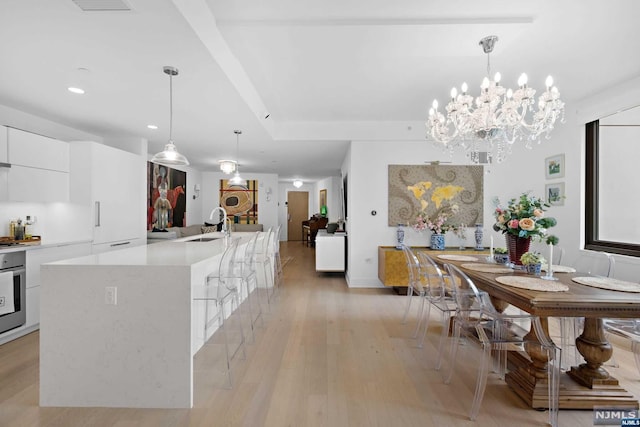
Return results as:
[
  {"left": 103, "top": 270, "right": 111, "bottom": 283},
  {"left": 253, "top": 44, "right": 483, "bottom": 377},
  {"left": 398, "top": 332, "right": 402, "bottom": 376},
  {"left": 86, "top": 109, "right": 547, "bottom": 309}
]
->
[
  {"left": 525, "top": 263, "right": 542, "bottom": 275},
  {"left": 396, "top": 224, "right": 405, "bottom": 249},
  {"left": 474, "top": 224, "right": 484, "bottom": 251},
  {"left": 430, "top": 233, "right": 445, "bottom": 250}
]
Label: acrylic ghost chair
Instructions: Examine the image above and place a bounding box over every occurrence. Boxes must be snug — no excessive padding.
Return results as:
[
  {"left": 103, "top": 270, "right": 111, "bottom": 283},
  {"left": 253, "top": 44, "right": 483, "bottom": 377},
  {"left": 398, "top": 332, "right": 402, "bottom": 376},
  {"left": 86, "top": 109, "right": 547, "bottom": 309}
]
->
[
  {"left": 414, "top": 251, "right": 461, "bottom": 370},
  {"left": 193, "top": 237, "right": 246, "bottom": 388},
  {"left": 253, "top": 227, "right": 276, "bottom": 309},
  {"left": 443, "top": 263, "right": 561, "bottom": 426},
  {"left": 231, "top": 231, "right": 263, "bottom": 342},
  {"left": 399, "top": 245, "right": 427, "bottom": 336},
  {"left": 271, "top": 224, "right": 284, "bottom": 291}
]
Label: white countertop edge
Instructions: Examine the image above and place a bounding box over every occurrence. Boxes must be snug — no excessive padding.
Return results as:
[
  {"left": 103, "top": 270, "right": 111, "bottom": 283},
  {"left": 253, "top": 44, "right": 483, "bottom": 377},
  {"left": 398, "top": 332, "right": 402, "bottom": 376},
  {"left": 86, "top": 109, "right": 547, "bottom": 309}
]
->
[{"left": 0, "top": 239, "right": 93, "bottom": 254}]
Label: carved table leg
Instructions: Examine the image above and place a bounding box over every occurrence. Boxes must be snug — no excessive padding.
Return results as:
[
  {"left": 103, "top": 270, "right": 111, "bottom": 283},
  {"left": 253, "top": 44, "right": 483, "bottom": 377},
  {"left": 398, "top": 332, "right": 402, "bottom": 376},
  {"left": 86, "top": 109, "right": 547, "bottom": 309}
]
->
[{"left": 568, "top": 317, "right": 617, "bottom": 387}]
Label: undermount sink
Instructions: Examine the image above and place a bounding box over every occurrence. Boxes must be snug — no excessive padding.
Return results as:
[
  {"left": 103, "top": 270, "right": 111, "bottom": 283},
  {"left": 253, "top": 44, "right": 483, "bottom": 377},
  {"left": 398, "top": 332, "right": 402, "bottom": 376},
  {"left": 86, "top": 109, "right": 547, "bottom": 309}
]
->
[{"left": 184, "top": 237, "right": 220, "bottom": 242}]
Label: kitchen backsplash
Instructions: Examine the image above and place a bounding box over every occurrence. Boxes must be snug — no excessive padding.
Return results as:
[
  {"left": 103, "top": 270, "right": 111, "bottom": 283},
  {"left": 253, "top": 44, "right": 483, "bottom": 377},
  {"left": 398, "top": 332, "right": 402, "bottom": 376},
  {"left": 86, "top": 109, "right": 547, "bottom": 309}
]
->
[{"left": 0, "top": 202, "right": 92, "bottom": 244}]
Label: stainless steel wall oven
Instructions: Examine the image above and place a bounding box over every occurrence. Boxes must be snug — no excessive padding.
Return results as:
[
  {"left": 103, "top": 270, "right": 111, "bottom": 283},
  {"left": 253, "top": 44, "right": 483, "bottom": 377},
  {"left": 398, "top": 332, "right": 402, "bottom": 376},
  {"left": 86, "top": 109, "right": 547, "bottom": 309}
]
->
[{"left": 0, "top": 251, "right": 26, "bottom": 335}]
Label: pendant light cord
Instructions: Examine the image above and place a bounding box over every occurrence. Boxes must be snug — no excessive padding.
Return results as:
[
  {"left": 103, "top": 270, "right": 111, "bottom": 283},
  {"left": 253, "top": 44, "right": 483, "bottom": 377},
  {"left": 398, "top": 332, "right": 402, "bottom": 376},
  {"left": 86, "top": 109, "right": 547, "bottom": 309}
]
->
[{"left": 169, "top": 73, "right": 173, "bottom": 142}]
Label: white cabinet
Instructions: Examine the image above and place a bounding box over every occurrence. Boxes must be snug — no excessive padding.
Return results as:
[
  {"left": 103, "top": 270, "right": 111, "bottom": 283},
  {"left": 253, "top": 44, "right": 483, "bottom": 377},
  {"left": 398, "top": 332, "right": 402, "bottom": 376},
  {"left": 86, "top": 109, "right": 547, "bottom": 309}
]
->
[
  {"left": 315, "top": 231, "right": 346, "bottom": 272},
  {"left": 0, "top": 125, "right": 7, "bottom": 163},
  {"left": 23, "top": 242, "right": 91, "bottom": 329},
  {"left": 0, "top": 126, "right": 7, "bottom": 200},
  {"left": 0, "top": 242, "right": 92, "bottom": 344},
  {"left": 70, "top": 141, "right": 146, "bottom": 250},
  {"left": 2, "top": 127, "right": 69, "bottom": 202},
  {"left": 8, "top": 127, "right": 69, "bottom": 171}
]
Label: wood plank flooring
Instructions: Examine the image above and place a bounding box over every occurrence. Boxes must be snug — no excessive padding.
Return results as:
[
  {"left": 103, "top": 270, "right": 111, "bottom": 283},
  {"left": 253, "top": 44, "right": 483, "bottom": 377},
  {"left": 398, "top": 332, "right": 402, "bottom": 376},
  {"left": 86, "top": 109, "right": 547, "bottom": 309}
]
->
[{"left": 1, "top": 241, "right": 640, "bottom": 426}]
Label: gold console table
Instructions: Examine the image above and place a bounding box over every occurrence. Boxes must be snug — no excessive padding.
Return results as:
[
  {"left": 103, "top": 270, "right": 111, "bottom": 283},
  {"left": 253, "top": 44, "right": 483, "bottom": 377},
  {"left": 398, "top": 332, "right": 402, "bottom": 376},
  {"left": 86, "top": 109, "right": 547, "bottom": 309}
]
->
[{"left": 377, "top": 246, "right": 488, "bottom": 287}]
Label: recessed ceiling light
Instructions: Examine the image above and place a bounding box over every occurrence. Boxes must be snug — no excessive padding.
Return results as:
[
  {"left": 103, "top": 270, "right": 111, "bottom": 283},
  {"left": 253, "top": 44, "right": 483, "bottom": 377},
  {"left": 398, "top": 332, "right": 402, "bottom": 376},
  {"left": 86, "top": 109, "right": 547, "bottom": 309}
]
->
[
  {"left": 68, "top": 87, "right": 85, "bottom": 94},
  {"left": 147, "top": 124, "right": 158, "bottom": 130}
]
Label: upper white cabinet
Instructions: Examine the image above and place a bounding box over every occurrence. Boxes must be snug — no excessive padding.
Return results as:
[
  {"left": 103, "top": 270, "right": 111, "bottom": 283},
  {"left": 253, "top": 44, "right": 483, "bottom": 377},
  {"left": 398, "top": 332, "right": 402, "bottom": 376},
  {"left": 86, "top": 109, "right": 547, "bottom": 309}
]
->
[
  {"left": 0, "top": 126, "right": 7, "bottom": 163},
  {"left": 70, "top": 141, "right": 146, "bottom": 247},
  {"left": 2, "top": 127, "right": 69, "bottom": 202},
  {"left": 0, "top": 126, "right": 7, "bottom": 200},
  {"left": 8, "top": 127, "right": 69, "bottom": 171}
]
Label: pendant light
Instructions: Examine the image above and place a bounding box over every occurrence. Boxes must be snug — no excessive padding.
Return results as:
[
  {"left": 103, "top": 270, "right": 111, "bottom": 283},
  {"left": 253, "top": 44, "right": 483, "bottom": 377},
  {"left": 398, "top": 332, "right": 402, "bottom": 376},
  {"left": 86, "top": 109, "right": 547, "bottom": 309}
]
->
[
  {"left": 151, "top": 66, "right": 189, "bottom": 166},
  {"left": 228, "top": 130, "right": 246, "bottom": 186}
]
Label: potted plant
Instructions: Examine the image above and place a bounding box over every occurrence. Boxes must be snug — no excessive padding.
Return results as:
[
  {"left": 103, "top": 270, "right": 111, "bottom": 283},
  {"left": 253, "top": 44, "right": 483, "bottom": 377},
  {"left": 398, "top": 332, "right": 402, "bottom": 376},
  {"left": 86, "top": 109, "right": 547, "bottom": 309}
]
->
[
  {"left": 520, "top": 251, "right": 546, "bottom": 275},
  {"left": 494, "top": 247, "right": 509, "bottom": 264}
]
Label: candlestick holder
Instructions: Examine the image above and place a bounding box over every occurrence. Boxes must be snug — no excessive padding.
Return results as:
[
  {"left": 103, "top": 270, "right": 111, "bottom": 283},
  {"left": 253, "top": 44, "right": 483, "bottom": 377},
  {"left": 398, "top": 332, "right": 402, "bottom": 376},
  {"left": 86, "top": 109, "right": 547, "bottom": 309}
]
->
[{"left": 540, "top": 267, "right": 559, "bottom": 281}]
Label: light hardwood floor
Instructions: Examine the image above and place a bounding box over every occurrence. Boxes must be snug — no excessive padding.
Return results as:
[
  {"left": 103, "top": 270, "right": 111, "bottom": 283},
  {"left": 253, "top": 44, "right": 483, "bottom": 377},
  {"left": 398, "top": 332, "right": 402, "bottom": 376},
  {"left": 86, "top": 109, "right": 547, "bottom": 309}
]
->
[{"left": 1, "top": 241, "right": 640, "bottom": 426}]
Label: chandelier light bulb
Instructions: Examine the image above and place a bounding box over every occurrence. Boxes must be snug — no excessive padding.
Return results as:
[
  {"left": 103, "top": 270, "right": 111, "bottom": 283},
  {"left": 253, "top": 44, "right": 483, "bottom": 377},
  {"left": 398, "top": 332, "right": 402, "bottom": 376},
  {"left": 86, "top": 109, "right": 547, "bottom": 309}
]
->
[
  {"left": 461, "top": 82, "right": 468, "bottom": 93},
  {"left": 450, "top": 87, "right": 458, "bottom": 99},
  {"left": 518, "top": 73, "right": 528, "bottom": 87},
  {"left": 481, "top": 77, "right": 490, "bottom": 90},
  {"left": 432, "top": 99, "right": 439, "bottom": 110},
  {"left": 545, "top": 75, "right": 554, "bottom": 89},
  {"left": 428, "top": 108, "right": 434, "bottom": 116},
  {"left": 494, "top": 72, "right": 502, "bottom": 83},
  {"left": 506, "top": 88, "right": 513, "bottom": 99}
]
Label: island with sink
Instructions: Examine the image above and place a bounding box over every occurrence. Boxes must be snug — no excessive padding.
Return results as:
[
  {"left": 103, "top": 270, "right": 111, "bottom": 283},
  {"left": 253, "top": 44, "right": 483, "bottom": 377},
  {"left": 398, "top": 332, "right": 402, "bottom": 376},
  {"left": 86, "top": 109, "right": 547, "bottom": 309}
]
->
[{"left": 39, "top": 232, "right": 261, "bottom": 409}]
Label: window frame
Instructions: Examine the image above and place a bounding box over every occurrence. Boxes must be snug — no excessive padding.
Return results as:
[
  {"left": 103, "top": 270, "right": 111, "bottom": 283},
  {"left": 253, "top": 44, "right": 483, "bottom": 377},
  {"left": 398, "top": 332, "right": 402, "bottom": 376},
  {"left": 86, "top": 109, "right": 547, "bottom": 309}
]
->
[{"left": 585, "top": 120, "right": 640, "bottom": 257}]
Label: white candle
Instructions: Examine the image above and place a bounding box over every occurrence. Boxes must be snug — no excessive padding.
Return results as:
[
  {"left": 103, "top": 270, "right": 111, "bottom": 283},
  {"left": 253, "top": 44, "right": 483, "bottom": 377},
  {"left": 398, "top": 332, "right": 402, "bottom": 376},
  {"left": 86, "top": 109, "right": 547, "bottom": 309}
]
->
[
  {"left": 490, "top": 236, "right": 494, "bottom": 258},
  {"left": 548, "top": 242, "right": 553, "bottom": 275}
]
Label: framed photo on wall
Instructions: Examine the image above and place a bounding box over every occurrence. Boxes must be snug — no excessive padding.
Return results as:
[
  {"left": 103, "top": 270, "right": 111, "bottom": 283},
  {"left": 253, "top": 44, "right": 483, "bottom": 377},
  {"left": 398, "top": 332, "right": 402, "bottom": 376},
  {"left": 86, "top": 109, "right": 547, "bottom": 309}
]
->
[
  {"left": 546, "top": 182, "right": 565, "bottom": 206},
  {"left": 545, "top": 154, "right": 565, "bottom": 179},
  {"left": 319, "top": 189, "right": 327, "bottom": 211}
]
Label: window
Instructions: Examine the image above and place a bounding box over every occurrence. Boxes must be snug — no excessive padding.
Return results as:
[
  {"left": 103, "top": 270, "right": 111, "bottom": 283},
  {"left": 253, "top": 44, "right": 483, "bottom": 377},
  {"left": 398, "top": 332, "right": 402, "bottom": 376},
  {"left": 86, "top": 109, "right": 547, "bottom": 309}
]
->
[{"left": 585, "top": 107, "right": 640, "bottom": 257}]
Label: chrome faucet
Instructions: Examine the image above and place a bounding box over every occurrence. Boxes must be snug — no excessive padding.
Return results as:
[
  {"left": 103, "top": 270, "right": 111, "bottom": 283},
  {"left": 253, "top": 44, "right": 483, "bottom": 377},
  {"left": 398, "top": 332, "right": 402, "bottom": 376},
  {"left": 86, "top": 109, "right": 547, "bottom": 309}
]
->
[{"left": 209, "top": 206, "right": 231, "bottom": 236}]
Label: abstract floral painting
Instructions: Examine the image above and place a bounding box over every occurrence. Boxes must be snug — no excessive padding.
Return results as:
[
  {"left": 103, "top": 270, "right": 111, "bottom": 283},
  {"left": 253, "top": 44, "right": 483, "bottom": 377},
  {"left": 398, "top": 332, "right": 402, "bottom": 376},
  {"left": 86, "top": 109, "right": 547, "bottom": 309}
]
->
[{"left": 219, "top": 179, "right": 259, "bottom": 224}]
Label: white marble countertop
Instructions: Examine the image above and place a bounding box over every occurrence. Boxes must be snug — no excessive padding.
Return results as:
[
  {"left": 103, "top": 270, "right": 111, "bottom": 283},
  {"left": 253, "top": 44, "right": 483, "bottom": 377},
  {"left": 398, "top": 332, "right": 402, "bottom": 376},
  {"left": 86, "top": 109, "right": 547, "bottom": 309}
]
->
[{"left": 46, "top": 232, "right": 253, "bottom": 267}]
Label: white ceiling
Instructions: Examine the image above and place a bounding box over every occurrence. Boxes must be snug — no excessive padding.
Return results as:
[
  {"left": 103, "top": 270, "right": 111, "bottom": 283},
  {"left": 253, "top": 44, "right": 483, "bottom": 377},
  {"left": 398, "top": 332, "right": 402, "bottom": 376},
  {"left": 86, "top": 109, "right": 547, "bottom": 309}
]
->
[{"left": 1, "top": 0, "right": 639, "bottom": 181}]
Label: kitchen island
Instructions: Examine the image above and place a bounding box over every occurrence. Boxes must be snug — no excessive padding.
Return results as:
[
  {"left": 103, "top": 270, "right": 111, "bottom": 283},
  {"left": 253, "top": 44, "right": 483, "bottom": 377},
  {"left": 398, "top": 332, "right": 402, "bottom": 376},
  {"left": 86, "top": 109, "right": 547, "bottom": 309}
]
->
[{"left": 39, "top": 232, "right": 258, "bottom": 409}]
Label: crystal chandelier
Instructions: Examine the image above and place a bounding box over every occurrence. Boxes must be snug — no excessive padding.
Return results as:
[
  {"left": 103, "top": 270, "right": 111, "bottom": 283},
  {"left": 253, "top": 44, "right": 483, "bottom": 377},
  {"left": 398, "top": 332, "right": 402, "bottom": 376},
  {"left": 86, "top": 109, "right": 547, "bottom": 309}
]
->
[{"left": 426, "top": 36, "right": 565, "bottom": 164}]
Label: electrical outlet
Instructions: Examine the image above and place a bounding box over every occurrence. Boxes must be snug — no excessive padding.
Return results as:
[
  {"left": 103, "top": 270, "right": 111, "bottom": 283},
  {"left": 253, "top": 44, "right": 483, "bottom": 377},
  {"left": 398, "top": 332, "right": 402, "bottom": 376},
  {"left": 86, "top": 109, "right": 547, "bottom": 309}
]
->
[
  {"left": 0, "top": 296, "right": 5, "bottom": 307},
  {"left": 105, "top": 287, "right": 117, "bottom": 305}
]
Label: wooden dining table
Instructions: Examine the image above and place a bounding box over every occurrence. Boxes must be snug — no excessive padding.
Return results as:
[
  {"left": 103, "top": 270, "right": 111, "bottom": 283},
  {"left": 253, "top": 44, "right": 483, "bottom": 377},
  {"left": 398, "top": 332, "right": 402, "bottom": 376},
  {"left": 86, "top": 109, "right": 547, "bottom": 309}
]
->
[{"left": 431, "top": 252, "right": 640, "bottom": 410}]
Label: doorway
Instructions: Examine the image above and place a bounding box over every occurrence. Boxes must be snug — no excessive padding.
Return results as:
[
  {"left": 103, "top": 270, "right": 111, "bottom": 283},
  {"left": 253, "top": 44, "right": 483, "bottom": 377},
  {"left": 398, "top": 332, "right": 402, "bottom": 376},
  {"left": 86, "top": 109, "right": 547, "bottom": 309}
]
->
[{"left": 287, "top": 191, "right": 308, "bottom": 241}]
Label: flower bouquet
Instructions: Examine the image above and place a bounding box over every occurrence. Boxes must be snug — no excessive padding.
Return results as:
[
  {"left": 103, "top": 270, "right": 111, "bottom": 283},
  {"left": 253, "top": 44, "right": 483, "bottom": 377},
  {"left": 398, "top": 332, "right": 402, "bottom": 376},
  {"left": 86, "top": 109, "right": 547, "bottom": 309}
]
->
[{"left": 493, "top": 192, "right": 558, "bottom": 265}]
